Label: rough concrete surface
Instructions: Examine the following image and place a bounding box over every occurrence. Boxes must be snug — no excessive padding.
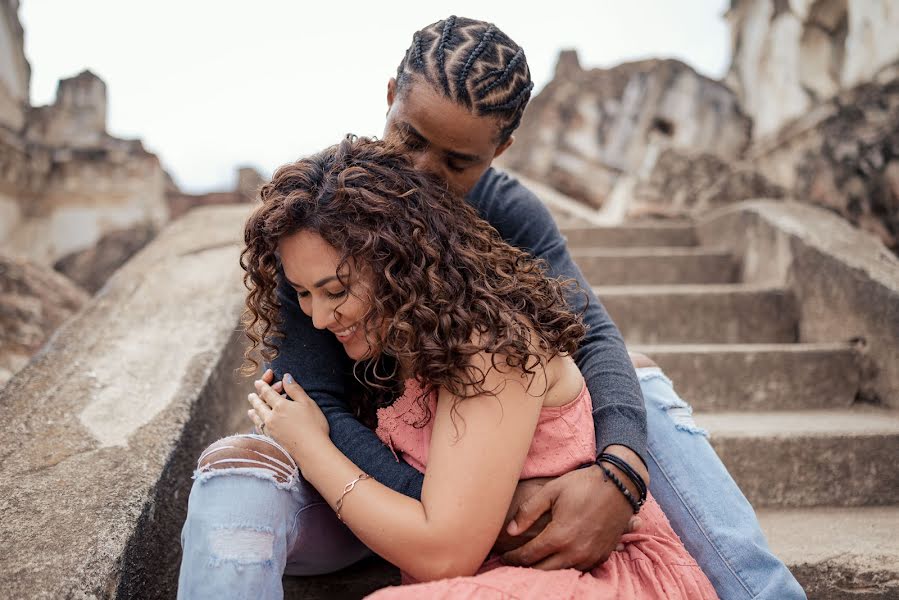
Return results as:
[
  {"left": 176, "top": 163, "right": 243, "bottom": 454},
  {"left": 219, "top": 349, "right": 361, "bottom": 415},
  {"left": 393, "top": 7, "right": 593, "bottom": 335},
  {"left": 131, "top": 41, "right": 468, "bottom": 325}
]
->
[
  {"left": 697, "top": 200, "right": 899, "bottom": 407},
  {"left": 575, "top": 247, "right": 738, "bottom": 285},
  {"left": 0, "top": 204, "right": 254, "bottom": 599},
  {"left": 630, "top": 342, "right": 860, "bottom": 411},
  {"left": 561, "top": 222, "right": 697, "bottom": 248},
  {"left": 699, "top": 409, "right": 899, "bottom": 507},
  {"left": 759, "top": 506, "right": 899, "bottom": 600},
  {"left": 597, "top": 284, "right": 799, "bottom": 344}
]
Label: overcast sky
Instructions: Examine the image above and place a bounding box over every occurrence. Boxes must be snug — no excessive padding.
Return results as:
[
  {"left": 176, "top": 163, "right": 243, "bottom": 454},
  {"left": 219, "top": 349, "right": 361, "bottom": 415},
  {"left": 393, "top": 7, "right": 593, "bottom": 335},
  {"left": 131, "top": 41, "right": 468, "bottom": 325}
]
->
[{"left": 20, "top": 1, "right": 730, "bottom": 193}]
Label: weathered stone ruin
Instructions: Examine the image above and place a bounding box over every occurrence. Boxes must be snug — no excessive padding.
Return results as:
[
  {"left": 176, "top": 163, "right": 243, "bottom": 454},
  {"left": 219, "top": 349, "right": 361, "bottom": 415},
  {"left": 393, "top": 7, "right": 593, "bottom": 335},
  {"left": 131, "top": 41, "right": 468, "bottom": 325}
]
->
[
  {"left": 0, "top": 0, "right": 263, "bottom": 383},
  {"left": 502, "top": 0, "right": 899, "bottom": 253},
  {"left": 500, "top": 51, "right": 751, "bottom": 209}
]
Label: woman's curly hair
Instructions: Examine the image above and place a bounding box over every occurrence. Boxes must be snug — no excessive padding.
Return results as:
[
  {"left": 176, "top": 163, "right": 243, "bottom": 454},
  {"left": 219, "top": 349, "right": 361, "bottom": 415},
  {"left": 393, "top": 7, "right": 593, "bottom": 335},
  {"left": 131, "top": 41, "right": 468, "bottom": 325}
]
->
[{"left": 240, "top": 135, "right": 586, "bottom": 426}]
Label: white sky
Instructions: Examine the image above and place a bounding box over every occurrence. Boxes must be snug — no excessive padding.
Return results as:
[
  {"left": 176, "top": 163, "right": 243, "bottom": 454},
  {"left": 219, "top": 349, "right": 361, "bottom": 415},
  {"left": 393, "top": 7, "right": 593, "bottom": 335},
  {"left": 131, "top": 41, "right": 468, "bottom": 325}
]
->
[{"left": 20, "top": 1, "right": 730, "bottom": 193}]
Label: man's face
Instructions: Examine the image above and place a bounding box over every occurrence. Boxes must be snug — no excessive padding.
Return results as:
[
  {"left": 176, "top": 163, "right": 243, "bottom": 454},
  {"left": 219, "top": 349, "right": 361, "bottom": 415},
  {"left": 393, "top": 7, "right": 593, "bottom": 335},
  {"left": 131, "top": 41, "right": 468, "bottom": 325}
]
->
[{"left": 383, "top": 77, "right": 514, "bottom": 196}]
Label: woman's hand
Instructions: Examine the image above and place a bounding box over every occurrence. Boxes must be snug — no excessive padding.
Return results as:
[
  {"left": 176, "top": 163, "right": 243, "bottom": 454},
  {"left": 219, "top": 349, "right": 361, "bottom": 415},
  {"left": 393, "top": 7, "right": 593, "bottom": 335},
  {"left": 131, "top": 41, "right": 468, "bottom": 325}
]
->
[{"left": 247, "top": 372, "right": 330, "bottom": 467}]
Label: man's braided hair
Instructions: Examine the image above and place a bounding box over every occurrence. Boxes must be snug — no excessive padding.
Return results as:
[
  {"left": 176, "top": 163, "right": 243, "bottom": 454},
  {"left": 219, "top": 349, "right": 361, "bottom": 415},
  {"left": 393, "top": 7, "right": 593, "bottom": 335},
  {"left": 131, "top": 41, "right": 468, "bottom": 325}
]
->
[{"left": 395, "top": 16, "right": 534, "bottom": 143}]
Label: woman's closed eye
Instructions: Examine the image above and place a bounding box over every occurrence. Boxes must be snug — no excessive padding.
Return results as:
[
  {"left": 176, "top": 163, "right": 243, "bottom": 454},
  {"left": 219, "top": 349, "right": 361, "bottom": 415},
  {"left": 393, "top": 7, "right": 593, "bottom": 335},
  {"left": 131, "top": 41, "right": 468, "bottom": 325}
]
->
[{"left": 297, "top": 289, "right": 347, "bottom": 300}]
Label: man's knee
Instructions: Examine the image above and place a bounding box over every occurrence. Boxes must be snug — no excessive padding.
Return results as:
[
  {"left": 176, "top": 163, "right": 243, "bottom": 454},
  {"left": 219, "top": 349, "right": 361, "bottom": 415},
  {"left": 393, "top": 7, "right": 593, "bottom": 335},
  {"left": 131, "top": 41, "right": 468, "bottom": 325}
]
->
[
  {"left": 197, "top": 435, "right": 297, "bottom": 484},
  {"left": 629, "top": 351, "right": 658, "bottom": 369}
]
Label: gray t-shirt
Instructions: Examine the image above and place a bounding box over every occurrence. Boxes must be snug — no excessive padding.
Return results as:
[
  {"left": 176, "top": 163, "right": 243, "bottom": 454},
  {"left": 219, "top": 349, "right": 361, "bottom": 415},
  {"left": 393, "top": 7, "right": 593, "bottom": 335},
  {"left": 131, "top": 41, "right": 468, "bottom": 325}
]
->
[{"left": 267, "top": 167, "right": 646, "bottom": 499}]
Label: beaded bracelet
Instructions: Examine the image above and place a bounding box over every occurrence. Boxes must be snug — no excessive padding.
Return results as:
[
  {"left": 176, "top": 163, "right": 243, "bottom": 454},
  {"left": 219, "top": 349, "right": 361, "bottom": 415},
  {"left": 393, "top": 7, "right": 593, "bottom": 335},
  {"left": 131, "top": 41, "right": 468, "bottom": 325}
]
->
[
  {"left": 598, "top": 452, "right": 648, "bottom": 502},
  {"left": 596, "top": 462, "right": 643, "bottom": 514}
]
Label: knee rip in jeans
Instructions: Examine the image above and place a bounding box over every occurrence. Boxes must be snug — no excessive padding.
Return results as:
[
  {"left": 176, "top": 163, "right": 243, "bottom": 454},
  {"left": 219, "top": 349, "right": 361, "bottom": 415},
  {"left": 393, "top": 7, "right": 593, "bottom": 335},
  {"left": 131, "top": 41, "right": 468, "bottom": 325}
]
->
[
  {"left": 207, "top": 523, "right": 276, "bottom": 569},
  {"left": 193, "top": 433, "right": 300, "bottom": 491},
  {"left": 636, "top": 367, "right": 708, "bottom": 438}
]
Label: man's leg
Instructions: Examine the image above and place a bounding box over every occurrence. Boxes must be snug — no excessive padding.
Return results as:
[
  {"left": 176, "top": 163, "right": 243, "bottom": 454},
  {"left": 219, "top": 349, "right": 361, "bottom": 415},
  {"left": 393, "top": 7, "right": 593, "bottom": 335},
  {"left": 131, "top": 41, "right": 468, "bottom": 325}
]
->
[{"left": 631, "top": 354, "right": 806, "bottom": 600}]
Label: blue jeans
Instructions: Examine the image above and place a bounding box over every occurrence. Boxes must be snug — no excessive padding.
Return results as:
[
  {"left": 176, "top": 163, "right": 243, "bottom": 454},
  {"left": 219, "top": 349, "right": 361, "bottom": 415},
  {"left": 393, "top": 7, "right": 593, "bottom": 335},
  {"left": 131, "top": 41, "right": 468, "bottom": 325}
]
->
[
  {"left": 178, "top": 374, "right": 805, "bottom": 599},
  {"left": 637, "top": 366, "right": 805, "bottom": 599}
]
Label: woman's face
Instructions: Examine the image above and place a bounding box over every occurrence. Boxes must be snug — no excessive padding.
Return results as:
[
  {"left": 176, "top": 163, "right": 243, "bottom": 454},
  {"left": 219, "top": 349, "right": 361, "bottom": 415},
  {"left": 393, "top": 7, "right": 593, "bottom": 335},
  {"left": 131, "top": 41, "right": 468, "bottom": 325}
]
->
[
  {"left": 278, "top": 230, "right": 378, "bottom": 361},
  {"left": 383, "top": 78, "right": 514, "bottom": 196}
]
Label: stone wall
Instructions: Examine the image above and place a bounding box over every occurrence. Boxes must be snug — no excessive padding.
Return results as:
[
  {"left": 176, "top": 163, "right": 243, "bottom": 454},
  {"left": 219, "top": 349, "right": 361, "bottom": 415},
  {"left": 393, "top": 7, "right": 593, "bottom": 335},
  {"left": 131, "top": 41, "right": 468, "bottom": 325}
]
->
[
  {"left": 746, "top": 62, "right": 899, "bottom": 252},
  {"left": 25, "top": 69, "right": 107, "bottom": 148},
  {"left": 726, "top": 0, "right": 899, "bottom": 137},
  {"left": 0, "top": 4, "right": 171, "bottom": 267},
  {"left": 498, "top": 51, "right": 751, "bottom": 208},
  {"left": 0, "top": 0, "right": 29, "bottom": 131},
  {"left": 0, "top": 252, "right": 88, "bottom": 388}
]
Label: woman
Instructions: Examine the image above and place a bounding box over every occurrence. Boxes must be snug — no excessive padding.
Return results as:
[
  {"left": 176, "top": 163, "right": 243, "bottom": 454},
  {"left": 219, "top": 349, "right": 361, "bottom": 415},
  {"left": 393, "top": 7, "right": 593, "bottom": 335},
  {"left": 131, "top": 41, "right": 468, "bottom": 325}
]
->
[{"left": 228, "top": 134, "right": 716, "bottom": 598}]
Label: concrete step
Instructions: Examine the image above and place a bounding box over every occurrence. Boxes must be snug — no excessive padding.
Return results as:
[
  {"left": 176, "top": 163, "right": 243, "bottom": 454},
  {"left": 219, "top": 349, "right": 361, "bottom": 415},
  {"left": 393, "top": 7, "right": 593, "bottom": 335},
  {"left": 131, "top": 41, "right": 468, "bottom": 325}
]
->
[
  {"left": 562, "top": 223, "right": 698, "bottom": 248},
  {"left": 697, "top": 409, "right": 899, "bottom": 507},
  {"left": 596, "top": 285, "right": 799, "bottom": 344},
  {"left": 284, "top": 556, "right": 398, "bottom": 599},
  {"left": 760, "top": 506, "right": 899, "bottom": 599},
  {"left": 631, "top": 343, "right": 860, "bottom": 411},
  {"left": 575, "top": 247, "right": 738, "bottom": 285}
]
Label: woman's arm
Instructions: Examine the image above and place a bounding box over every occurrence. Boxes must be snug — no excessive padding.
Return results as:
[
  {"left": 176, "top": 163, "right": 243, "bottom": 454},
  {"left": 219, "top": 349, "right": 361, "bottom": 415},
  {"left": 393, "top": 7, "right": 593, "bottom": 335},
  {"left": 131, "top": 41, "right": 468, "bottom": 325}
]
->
[{"left": 282, "top": 354, "right": 545, "bottom": 582}]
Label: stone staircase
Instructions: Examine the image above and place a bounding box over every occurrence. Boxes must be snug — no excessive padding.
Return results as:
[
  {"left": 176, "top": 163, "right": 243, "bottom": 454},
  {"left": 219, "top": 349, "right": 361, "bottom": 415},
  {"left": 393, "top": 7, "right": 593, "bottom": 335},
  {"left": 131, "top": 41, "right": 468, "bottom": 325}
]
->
[
  {"left": 287, "top": 219, "right": 899, "bottom": 599},
  {"left": 568, "top": 221, "right": 899, "bottom": 599}
]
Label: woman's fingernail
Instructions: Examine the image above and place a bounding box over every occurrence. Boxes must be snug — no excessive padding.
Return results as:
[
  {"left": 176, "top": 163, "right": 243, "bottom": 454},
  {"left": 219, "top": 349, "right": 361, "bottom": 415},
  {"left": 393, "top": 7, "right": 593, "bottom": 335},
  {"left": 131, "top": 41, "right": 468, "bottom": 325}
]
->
[{"left": 284, "top": 373, "right": 294, "bottom": 384}]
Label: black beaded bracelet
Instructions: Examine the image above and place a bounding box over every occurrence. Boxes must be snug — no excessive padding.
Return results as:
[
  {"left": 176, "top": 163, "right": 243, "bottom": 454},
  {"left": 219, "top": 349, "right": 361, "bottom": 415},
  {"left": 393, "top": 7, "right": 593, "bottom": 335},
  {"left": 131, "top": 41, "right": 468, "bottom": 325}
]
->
[
  {"left": 598, "top": 452, "right": 648, "bottom": 502},
  {"left": 596, "top": 462, "right": 642, "bottom": 514}
]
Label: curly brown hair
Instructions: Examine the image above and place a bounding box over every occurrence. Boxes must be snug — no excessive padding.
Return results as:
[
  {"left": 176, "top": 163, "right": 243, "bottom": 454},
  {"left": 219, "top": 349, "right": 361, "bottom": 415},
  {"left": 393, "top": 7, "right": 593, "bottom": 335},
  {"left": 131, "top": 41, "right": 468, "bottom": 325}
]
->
[{"left": 240, "top": 135, "right": 586, "bottom": 424}]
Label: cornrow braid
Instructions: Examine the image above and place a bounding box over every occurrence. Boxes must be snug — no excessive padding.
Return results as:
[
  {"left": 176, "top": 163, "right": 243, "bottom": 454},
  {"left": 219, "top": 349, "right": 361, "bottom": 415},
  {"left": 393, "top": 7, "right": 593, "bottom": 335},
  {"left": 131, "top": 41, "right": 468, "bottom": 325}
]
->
[
  {"left": 395, "top": 16, "right": 534, "bottom": 144},
  {"left": 455, "top": 24, "right": 496, "bottom": 106},
  {"left": 436, "top": 16, "right": 457, "bottom": 96},
  {"left": 481, "top": 80, "right": 534, "bottom": 113},
  {"left": 478, "top": 48, "right": 524, "bottom": 99},
  {"left": 412, "top": 32, "right": 424, "bottom": 69}
]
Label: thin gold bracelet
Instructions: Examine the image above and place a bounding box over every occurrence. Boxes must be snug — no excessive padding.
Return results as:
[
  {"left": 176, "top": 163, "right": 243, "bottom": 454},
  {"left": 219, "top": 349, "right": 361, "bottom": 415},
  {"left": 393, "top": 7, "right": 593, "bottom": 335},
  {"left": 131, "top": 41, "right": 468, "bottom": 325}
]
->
[{"left": 335, "top": 473, "right": 371, "bottom": 523}]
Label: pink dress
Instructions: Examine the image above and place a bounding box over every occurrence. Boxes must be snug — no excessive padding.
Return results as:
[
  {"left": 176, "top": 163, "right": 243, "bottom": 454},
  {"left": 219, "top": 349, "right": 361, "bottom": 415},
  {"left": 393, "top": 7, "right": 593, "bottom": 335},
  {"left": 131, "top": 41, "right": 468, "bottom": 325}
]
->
[{"left": 365, "top": 379, "right": 719, "bottom": 600}]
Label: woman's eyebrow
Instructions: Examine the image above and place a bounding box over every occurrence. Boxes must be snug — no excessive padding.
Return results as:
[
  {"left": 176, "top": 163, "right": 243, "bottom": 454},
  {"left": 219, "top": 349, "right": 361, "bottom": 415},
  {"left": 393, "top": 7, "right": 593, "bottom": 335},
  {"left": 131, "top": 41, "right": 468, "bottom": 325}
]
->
[
  {"left": 313, "top": 276, "right": 338, "bottom": 288},
  {"left": 285, "top": 275, "right": 337, "bottom": 289}
]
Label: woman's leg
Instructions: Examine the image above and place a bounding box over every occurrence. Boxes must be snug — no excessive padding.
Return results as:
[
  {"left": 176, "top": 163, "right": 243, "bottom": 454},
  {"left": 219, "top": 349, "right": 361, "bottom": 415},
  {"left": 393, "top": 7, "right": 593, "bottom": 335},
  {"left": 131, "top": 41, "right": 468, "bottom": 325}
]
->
[
  {"left": 177, "top": 433, "right": 372, "bottom": 600},
  {"left": 635, "top": 361, "right": 806, "bottom": 600}
]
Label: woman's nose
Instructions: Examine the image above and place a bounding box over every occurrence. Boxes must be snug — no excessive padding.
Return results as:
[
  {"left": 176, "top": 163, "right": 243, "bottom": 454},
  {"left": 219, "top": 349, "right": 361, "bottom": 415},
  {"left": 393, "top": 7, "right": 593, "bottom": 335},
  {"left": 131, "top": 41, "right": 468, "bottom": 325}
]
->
[{"left": 309, "top": 298, "right": 334, "bottom": 331}]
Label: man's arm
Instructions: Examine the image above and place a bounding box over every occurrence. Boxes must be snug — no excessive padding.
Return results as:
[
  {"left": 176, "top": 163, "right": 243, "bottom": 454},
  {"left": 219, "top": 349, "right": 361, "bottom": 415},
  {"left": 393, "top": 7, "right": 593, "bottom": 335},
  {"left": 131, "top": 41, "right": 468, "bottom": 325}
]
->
[
  {"left": 265, "top": 266, "right": 425, "bottom": 499},
  {"left": 468, "top": 169, "right": 647, "bottom": 464}
]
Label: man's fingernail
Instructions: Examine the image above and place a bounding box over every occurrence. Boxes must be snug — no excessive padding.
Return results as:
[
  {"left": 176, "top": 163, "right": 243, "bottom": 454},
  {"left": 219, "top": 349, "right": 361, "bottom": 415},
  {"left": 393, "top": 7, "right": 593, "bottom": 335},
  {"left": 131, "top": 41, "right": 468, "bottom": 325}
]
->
[
  {"left": 284, "top": 373, "right": 294, "bottom": 384},
  {"left": 506, "top": 520, "right": 518, "bottom": 535}
]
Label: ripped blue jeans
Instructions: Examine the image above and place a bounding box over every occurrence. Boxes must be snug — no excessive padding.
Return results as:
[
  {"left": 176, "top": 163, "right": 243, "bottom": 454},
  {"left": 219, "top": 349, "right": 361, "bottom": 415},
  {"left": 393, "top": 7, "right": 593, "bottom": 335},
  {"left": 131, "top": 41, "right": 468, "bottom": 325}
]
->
[
  {"left": 638, "top": 366, "right": 806, "bottom": 600},
  {"left": 177, "top": 433, "right": 372, "bottom": 600}
]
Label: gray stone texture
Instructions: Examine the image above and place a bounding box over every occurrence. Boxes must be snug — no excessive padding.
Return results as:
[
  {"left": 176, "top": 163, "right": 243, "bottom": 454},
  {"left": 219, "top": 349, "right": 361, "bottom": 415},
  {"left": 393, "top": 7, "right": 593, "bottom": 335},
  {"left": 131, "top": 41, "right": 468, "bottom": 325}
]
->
[
  {"left": 0, "top": 205, "right": 252, "bottom": 599},
  {"left": 697, "top": 200, "right": 899, "bottom": 407},
  {"left": 0, "top": 252, "right": 88, "bottom": 388},
  {"left": 498, "top": 51, "right": 751, "bottom": 208}
]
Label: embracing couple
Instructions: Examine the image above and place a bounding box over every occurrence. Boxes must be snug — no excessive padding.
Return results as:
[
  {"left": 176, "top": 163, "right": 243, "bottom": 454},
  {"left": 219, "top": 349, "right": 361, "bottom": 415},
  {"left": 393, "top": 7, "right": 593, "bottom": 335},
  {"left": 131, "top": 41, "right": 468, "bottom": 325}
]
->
[{"left": 177, "top": 16, "right": 805, "bottom": 599}]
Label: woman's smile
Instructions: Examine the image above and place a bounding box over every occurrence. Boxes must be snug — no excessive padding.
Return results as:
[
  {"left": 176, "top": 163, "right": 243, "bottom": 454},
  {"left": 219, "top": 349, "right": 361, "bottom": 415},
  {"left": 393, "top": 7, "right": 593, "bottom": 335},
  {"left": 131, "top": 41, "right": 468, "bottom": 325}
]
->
[{"left": 332, "top": 323, "right": 359, "bottom": 343}]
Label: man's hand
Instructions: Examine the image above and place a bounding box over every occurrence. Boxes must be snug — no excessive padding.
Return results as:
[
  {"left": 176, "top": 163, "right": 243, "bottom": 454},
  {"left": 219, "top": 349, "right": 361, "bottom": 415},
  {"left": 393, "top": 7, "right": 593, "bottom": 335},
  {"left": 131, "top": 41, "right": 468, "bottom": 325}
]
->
[{"left": 498, "top": 445, "right": 648, "bottom": 571}]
